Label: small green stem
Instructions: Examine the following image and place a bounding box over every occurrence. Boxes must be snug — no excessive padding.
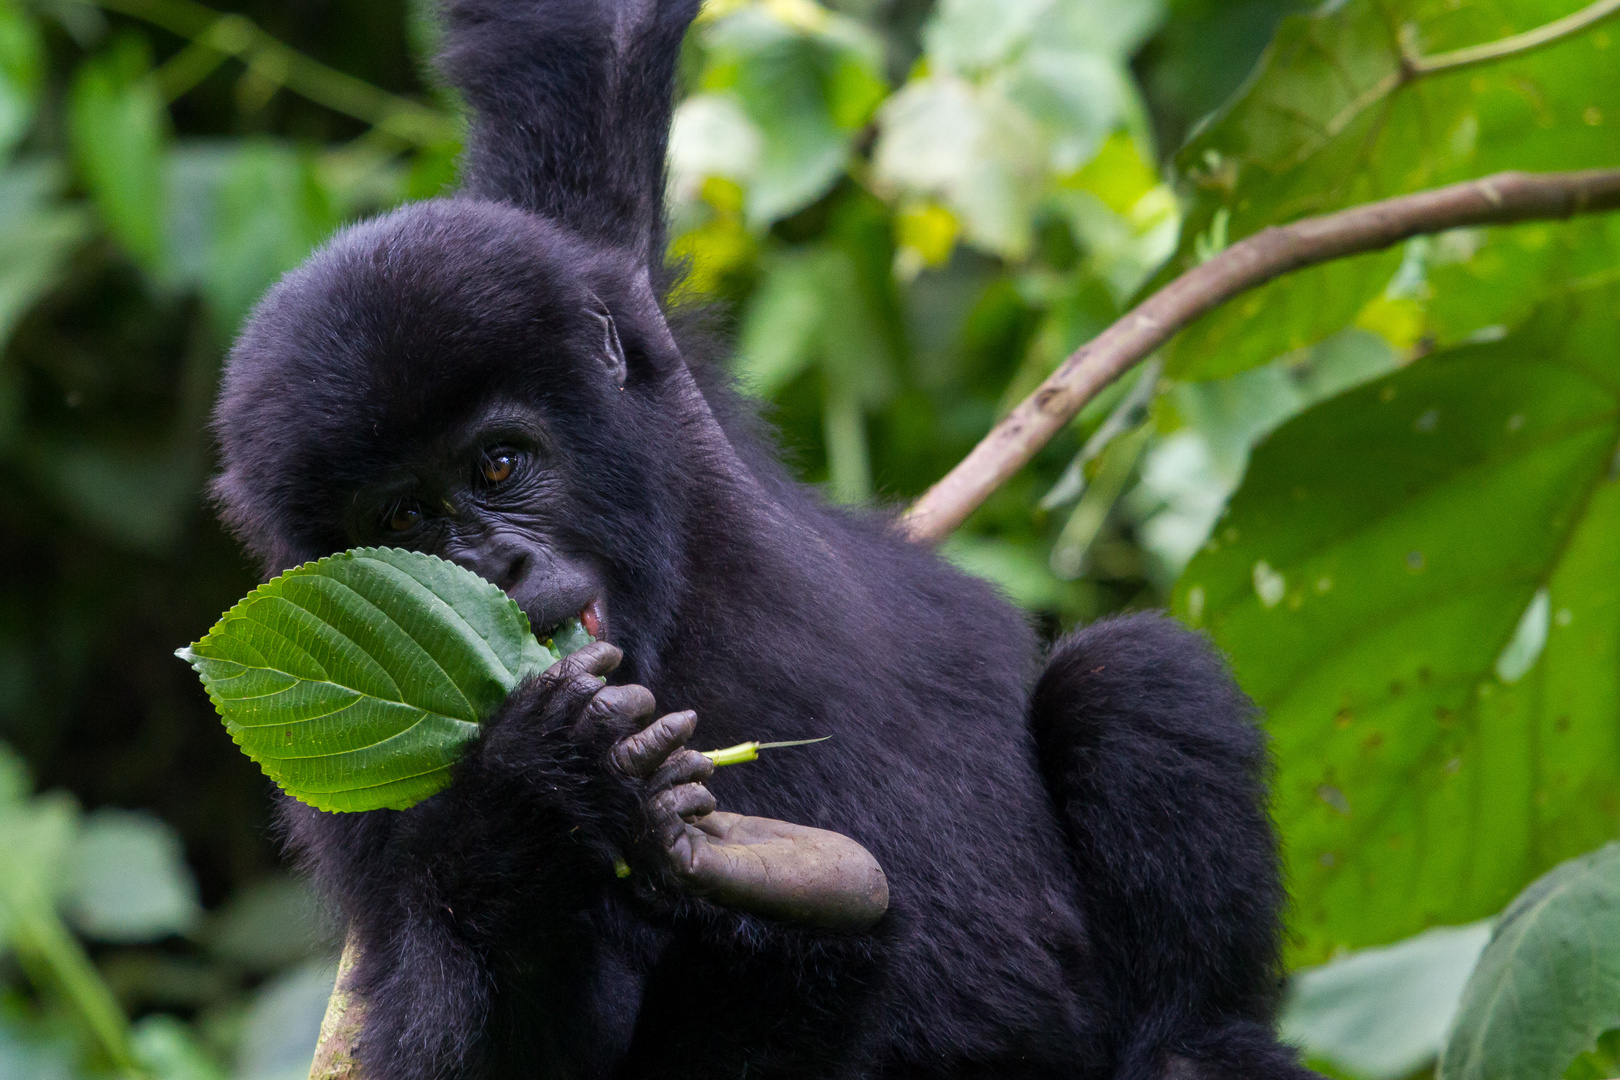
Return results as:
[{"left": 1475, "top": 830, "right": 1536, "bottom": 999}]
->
[{"left": 702, "top": 736, "right": 831, "bottom": 768}]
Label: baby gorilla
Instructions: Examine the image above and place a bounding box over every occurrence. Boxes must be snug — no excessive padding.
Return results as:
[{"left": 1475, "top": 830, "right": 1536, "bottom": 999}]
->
[{"left": 209, "top": 1, "right": 1316, "bottom": 1078}]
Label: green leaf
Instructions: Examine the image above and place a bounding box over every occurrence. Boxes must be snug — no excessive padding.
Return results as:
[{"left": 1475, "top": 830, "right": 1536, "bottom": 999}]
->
[
  {"left": 701, "top": 8, "right": 884, "bottom": 225},
  {"left": 1441, "top": 843, "right": 1620, "bottom": 1080},
  {"left": 1128, "top": 329, "right": 1401, "bottom": 583},
  {"left": 179, "top": 548, "right": 563, "bottom": 813},
  {"left": 131, "top": 1015, "right": 226, "bottom": 1080},
  {"left": 1282, "top": 921, "right": 1492, "bottom": 1080},
  {"left": 1162, "top": 0, "right": 1620, "bottom": 380},
  {"left": 64, "top": 809, "right": 200, "bottom": 943},
  {"left": 69, "top": 35, "right": 168, "bottom": 270},
  {"left": 1173, "top": 281, "right": 1620, "bottom": 962},
  {"left": 874, "top": 76, "right": 1046, "bottom": 259},
  {"left": 166, "top": 140, "right": 339, "bottom": 330},
  {"left": 0, "top": 0, "right": 44, "bottom": 157}
]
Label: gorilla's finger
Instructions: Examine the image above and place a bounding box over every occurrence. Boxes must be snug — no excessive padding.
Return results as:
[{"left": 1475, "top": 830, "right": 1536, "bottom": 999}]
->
[
  {"left": 651, "top": 783, "right": 717, "bottom": 845},
  {"left": 611, "top": 711, "right": 697, "bottom": 778},
  {"left": 648, "top": 748, "right": 713, "bottom": 793},
  {"left": 539, "top": 641, "right": 623, "bottom": 687},
  {"left": 579, "top": 683, "right": 657, "bottom": 740}
]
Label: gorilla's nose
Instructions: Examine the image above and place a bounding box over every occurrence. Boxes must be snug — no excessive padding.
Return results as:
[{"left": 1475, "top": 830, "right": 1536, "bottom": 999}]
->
[{"left": 448, "top": 544, "right": 530, "bottom": 592}]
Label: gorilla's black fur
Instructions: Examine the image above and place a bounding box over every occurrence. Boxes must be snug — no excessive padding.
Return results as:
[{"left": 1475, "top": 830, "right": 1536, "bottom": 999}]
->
[{"left": 208, "top": 1, "right": 1313, "bottom": 1077}]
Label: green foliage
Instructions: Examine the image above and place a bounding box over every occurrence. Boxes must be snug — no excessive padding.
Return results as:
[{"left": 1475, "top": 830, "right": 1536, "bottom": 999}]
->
[
  {"left": 1176, "top": 279, "right": 1620, "bottom": 962},
  {"left": 0, "top": 0, "right": 43, "bottom": 157},
  {"left": 1441, "top": 843, "right": 1620, "bottom": 1080},
  {"left": 1282, "top": 921, "right": 1492, "bottom": 1080},
  {"left": 70, "top": 35, "right": 168, "bottom": 271},
  {"left": 181, "top": 548, "right": 565, "bottom": 813},
  {"left": 1160, "top": 0, "right": 1620, "bottom": 380}
]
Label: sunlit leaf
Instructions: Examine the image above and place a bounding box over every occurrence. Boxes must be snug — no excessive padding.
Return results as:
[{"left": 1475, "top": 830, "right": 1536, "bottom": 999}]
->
[
  {"left": 1174, "top": 282, "right": 1620, "bottom": 962},
  {"left": 668, "top": 93, "right": 763, "bottom": 206},
  {"left": 874, "top": 76, "right": 1046, "bottom": 258},
  {"left": 701, "top": 7, "right": 884, "bottom": 225},
  {"left": 925, "top": 0, "right": 1164, "bottom": 74},
  {"left": 180, "top": 548, "right": 568, "bottom": 813},
  {"left": 1441, "top": 843, "right": 1620, "bottom": 1080}
]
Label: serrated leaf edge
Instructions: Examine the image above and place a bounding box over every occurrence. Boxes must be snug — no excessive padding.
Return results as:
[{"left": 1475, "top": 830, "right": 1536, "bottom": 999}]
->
[{"left": 179, "top": 547, "right": 545, "bottom": 812}]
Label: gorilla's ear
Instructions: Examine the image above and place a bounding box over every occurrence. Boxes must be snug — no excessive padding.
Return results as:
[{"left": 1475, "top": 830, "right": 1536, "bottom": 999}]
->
[{"left": 586, "top": 296, "right": 628, "bottom": 389}]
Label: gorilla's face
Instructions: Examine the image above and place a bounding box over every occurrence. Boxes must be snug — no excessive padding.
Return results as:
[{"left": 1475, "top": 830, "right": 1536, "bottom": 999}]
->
[
  {"left": 210, "top": 198, "right": 678, "bottom": 654},
  {"left": 344, "top": 399, "right": 613, "bottom": 642}
]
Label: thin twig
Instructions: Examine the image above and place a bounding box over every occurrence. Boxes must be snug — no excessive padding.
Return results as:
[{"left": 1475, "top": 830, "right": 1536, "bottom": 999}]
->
[
  {"left": 898, "top": 169, "right": 1620, "bottom": 545},
  {"left": 89, "top": 0, "right": 459, "bottom": 146},
  {"left": 1406, "top": 0, "right": 1620, "bottom": 75}
]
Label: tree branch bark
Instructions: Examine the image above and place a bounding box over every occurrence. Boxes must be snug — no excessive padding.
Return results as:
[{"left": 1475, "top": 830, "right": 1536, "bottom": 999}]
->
[{"left": 898, "top": 168, "right": 1620, "bottom": 546}]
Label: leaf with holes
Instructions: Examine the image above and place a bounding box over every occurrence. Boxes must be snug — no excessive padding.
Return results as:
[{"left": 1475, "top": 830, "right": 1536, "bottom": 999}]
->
[
  {"left": 1174, "top": 281, "right": 1620, "bottom": 963},
  {"left": 177, "top": 547, "right": 564, "bottom": 813}
]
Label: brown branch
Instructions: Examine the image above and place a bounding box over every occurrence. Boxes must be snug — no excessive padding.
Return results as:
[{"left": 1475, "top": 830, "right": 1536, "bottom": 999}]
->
[
  {"left": 898, "top": 169, "right": 1620, "bottom": 546},
  {"left": 310, "top": 933, "right": 366, "bottom": 1080}
]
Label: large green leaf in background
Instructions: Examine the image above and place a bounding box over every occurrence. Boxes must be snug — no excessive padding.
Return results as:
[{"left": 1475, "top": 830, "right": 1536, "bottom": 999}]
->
[
  {"left": 1174, "top": 281, "right": 1620, "bottom": 962},
  {"left": 179, "top": 548, "right": 561, "bottom": 813},
  {"left": 1440, "top": 843, "right": 1620, "bottom": 1080},
  {"left": 1161, "top": 0, "right": 1620, "bottom": 380}
]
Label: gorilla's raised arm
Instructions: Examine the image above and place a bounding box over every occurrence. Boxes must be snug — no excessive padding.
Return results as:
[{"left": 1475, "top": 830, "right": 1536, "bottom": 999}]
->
[{"left": 439, "top": 0, "right": 699, "bottom": 261}]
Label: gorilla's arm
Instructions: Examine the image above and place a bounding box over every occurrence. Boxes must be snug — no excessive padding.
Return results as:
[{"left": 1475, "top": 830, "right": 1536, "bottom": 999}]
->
[
  {"left": 290, "top": 642, "right": 888, "bottom": 1079},
  {"left": 438, "top": 0, "right": 699, "bottom": 259},
  {"left": 284, "top": 643, "right": 669, "bottom": 1078}
]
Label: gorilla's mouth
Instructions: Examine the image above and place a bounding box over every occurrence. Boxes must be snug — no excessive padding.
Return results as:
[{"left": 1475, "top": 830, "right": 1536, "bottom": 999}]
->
[
  {"left": 533, "top": 596, "right": 608, "bottom": 644},
  {"left": 579, "top": 597, "right": 607, "bottom": 640}
]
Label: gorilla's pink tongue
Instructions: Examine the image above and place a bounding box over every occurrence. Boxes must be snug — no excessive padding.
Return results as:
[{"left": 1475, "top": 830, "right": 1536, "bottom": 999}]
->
[{"left": 579, "top": 598, "right": 606, "bottom": 639}]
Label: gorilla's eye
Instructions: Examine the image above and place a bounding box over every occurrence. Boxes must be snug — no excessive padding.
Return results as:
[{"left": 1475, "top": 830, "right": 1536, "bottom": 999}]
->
[
  {"left": 386, "top": 502, "right": 423, "bottom": 533},
  {"left": 479, "top": 450, "right": 517, "bottom": 485}
]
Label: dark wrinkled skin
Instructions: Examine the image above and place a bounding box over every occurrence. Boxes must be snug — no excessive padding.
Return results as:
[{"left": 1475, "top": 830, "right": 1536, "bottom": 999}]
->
[{"left": 566, "top": 640, "right": 889, "bottom": 931}]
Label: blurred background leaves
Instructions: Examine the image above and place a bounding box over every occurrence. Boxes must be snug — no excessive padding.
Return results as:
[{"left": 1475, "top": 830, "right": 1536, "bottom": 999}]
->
[{"left": 0, "top": 0, "right": 1616, "bottom": 1076}]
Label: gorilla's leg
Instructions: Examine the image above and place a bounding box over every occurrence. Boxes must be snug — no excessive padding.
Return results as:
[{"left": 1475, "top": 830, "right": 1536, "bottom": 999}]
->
[{"left": 1031, "top": 613, "right": 1315, "bottom": 1080}]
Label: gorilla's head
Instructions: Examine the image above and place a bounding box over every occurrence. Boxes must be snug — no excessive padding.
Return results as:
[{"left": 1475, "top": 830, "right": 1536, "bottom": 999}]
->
[{"left": 212, "top": 197, "right": 693, "bottom": 671}]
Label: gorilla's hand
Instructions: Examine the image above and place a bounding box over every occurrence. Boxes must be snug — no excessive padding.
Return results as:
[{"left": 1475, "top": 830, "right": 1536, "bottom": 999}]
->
[
  {"left": 476, "top": 641, "right": 657, "bottom": 851},
  {"left": 610, "top": 713, "right": 890, "bottom": 932}
]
